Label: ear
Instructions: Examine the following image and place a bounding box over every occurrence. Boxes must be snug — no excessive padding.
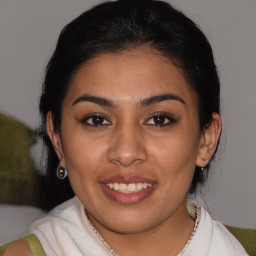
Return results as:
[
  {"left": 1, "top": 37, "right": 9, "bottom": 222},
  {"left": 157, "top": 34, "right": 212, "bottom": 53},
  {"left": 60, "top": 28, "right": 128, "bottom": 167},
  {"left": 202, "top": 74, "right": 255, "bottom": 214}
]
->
[
  {"left": 46, "top": 111, "right": 66, "bottom": 166},
  {"left": 196, "top": 113, "right": 222, "bottom": 167}
]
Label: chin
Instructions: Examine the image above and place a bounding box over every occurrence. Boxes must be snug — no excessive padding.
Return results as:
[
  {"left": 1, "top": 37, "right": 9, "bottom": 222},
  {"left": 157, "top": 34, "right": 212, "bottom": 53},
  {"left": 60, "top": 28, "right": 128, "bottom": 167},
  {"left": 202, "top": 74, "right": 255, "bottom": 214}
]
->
[{"left": 100, "top": 209, "right": 161, "bottom": 234}]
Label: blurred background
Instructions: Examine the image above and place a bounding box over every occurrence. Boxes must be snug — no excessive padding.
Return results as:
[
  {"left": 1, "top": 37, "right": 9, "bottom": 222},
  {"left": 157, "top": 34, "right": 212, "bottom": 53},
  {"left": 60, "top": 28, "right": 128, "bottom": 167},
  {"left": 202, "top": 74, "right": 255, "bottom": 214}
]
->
[{"left": 0, "top": 0, "right": 255, "bottom": 248}]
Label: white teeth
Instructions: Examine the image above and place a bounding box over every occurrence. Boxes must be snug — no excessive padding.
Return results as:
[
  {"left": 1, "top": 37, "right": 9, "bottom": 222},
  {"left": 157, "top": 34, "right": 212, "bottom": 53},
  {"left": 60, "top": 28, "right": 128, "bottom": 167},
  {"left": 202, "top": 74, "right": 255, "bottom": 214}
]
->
[
  {"left": 106, "top": 182, "right": 153, "bottom": 193},
  {"left": 119, "top": 183, "right": 127, "bottom": 192},
  {"left": 113, "top": 183, "right": 119, "bottom": 191},
  {"left": 137, "top": 183, "right": 143, "bottom": 190},
  {"left": 127, "top": 183, "right": 136, "bottom": 192}
]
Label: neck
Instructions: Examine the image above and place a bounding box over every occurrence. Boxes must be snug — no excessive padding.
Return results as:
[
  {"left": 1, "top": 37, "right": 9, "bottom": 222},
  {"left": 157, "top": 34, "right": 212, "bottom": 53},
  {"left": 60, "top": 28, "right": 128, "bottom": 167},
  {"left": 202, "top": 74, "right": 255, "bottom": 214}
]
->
[{"left": 87, "top": 199, "right": 195, "bottom": 256}]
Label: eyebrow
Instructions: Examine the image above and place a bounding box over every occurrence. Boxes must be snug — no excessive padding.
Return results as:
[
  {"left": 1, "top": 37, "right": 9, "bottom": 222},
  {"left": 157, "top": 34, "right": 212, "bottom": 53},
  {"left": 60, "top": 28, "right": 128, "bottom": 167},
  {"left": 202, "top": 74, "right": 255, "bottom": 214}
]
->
[
  {"left": 72, "top": 93, "right": 185, "bottom": 108},
  {"left": 140, "top": 93, "right": 185, "bottom": 107},
  {"left": 72, "top": 94, "right": 116, "bottom": 108}
]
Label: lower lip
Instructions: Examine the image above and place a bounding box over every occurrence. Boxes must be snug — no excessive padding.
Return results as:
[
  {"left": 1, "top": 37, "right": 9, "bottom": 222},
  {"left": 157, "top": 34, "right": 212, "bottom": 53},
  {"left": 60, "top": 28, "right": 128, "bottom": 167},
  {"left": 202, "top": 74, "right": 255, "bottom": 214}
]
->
[{"left": 100, "top": 184, "right": 156, "bottom": 205}]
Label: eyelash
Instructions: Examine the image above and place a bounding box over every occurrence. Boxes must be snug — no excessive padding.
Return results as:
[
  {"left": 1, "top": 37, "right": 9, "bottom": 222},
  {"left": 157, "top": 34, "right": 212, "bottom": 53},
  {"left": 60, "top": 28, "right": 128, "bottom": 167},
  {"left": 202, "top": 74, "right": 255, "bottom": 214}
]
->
[{"left": 80, "top": 113, "right": 177, "bottom": 127}]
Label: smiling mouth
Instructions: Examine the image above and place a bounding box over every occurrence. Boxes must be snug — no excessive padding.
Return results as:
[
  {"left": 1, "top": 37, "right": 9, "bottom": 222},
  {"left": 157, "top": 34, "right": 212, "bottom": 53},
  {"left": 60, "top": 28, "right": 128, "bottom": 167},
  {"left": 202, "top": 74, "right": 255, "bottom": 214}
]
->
[
  {"left": 100, "top": 176, "right": 156, "bottom": 204},
  {"left": 106, "top": 182, "right": 153, "bottom": 193}
]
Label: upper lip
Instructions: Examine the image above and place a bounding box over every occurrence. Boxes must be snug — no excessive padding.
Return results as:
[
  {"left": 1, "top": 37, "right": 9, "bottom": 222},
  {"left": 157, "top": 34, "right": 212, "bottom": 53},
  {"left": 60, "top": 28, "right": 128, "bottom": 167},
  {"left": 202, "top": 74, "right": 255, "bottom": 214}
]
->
[{"left": 100, "top": 175, "right": 156, "bottom": 184}]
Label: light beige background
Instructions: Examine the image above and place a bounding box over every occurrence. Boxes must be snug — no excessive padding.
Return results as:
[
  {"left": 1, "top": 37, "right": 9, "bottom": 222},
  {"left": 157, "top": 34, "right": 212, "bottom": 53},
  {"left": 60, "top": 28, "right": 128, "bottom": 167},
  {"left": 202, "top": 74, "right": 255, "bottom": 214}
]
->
[{"left": 0, "top": 0, "right": 255, "bottom": 228}]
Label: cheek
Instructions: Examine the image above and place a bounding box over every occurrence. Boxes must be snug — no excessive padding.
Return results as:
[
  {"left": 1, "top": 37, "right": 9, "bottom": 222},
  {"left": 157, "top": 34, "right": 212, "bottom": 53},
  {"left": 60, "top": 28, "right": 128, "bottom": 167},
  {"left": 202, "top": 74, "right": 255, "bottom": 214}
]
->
[
  {"left": 61, "top": 134, "right": 110, "bottom": 205},
  {"left": 148, "top": 128, "right": 200, "bottom": 181},
  {"left": 61, "top": 126, "right": 108, "bottom": 182}
]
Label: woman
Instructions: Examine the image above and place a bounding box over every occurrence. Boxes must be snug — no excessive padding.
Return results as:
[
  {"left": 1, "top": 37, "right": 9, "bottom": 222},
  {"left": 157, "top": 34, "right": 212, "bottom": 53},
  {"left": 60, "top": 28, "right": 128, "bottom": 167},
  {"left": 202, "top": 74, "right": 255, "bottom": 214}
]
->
[{"left": 0, "top": 0, "right": 248, "bottom": 255}]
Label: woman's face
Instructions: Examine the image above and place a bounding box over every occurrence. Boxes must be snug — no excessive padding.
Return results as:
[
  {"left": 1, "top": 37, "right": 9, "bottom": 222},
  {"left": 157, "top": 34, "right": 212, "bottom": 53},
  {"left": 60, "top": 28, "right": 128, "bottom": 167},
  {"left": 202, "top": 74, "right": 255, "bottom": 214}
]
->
[{"left": 49, "top": 47, "right": 207, "bottom": 233}]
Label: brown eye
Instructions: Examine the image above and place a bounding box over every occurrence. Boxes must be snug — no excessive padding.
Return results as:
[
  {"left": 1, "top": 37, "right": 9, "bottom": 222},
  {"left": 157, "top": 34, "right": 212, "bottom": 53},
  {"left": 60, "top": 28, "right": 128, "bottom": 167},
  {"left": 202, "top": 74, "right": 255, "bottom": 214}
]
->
[
  {"left": 145, "top": 113, "right": 176, "bottom": 127},
  {"left": 83, "top": 114, "right": 111, "bottom": 126},
  {"left": 153, "top": 115, "right": 166, "bottom": 125},
  {"left": 91, "top": 115, "right": 104, "bottom": 125}
]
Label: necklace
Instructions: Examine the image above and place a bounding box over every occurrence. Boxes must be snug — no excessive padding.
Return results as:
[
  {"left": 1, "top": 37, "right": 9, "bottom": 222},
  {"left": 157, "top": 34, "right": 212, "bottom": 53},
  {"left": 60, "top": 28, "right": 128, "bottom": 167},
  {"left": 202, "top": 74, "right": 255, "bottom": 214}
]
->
[
  {"left": 88, "top": 219, "right": 118, "bottom": 256},
  {"left": 177, "top": 202, "right": 200, "bottom": 255},
  {"left": 88, "top": 202, "right": 200, "bottom": 256}
]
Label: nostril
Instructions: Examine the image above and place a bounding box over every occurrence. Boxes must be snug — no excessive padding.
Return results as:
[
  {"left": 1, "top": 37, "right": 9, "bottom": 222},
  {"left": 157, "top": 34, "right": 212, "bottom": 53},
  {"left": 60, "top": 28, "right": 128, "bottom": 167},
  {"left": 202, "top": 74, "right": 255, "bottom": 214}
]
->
[
  {"left": 107, "top": 140, "right": 147, "bottom": 167},
  {"left": 110, "top": 155, "right": 146, "bottom": 167}
]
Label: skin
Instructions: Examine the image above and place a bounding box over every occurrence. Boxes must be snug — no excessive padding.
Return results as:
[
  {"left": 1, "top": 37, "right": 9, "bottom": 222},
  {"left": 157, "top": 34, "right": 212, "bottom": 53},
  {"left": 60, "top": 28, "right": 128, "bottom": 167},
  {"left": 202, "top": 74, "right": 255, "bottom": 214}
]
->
[
  {"left": 3, "top": 240, "right": 33, "bottom": 256},
  {"left": 46, "top": 47, "right": 221, "bottom": 256}
]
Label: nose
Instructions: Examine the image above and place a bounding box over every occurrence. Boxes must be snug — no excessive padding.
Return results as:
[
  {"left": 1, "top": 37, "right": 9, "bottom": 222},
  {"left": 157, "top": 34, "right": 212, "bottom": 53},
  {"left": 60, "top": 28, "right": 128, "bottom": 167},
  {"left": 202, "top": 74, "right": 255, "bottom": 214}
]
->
[{"left": 107, "top": 124, "right": 147, "bottom": 167}]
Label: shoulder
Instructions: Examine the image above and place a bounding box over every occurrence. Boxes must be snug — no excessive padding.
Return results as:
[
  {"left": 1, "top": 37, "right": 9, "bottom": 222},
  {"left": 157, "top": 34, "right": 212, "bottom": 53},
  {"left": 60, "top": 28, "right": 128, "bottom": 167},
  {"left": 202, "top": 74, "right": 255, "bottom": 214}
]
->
[
  {"left": 27, "top": 197, "right": 83, "bottom": 255},
  {"left": 200, "top": 205, "right": 248, "bottom": 255},
  {"left": 209, "top": 219, "right": 248, "bottom": 255},
  {"left": 1, "top": 239, "right": 33, "bottom": 256},
  {"left": 185, "top": 201, "right": 248, "bottom": 256},
  {"left": 0, "top": 234, "right": 46, "bottom": 256}
]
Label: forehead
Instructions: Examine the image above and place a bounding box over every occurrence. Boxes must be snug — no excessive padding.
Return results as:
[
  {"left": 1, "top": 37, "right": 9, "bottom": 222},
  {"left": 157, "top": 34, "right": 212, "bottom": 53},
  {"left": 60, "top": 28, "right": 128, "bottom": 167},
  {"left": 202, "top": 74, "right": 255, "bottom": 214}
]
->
[{"left": 65, "top": 47, "right": 198, "bottom": 107}]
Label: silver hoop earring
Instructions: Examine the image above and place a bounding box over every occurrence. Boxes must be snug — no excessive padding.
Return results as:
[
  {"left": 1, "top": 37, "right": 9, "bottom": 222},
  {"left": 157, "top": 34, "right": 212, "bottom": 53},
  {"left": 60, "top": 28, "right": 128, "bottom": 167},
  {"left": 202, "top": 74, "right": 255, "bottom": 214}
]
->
[{"left": 57, "top": 164, "right": 68, "bottom": 179}]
